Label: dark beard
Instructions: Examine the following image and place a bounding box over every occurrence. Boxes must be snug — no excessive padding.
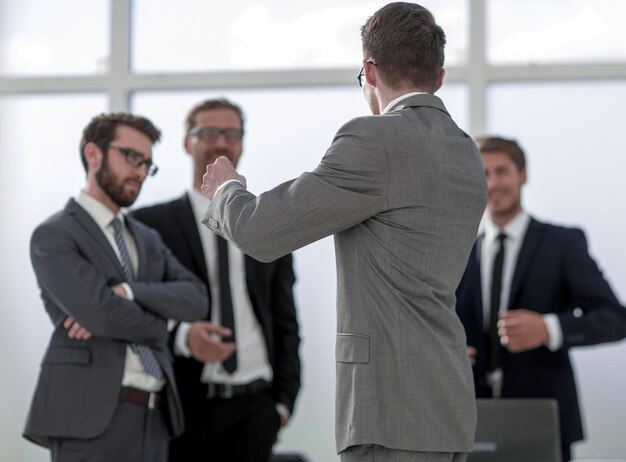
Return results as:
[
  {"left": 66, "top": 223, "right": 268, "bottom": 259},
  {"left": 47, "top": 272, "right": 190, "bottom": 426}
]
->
[{"left": 96, "top": 155, "right": 141, "bottom": 208}]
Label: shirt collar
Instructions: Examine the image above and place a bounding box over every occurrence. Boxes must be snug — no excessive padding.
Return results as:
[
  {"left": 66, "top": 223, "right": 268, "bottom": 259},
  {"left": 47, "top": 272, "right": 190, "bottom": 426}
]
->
[
  {"left": 75, "top": 190, "right": 123, "bottom": 229},
  {"left": 483, "top": 210, "right": 530, "bottom": 245},
  {"left": 382, "top": 91, "right": 427, "bottom": 114},
  {"left": 187, "top": 187, "right": 209, "bottom": 221}
]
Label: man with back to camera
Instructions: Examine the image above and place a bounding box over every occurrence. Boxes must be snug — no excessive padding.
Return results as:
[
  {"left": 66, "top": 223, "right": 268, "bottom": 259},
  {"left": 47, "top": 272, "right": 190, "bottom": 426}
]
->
[
  {"left": 22, "top": 113, "right": 233, "bottom": 462},
  {"left": 455, "top": 135, "right": 626, "bottom": 462},
  {"left": 132, "top": 98, "right": 301, "bottom": 462},
  {"left": 200, "top": 3, "right": 487, "bottom": 462}
]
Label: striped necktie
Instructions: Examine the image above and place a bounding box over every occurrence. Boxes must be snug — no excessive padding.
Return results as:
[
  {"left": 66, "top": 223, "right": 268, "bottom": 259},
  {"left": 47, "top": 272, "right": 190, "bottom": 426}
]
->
[{"left": 111, "top": 217, "right": 162, "bottom": 379}]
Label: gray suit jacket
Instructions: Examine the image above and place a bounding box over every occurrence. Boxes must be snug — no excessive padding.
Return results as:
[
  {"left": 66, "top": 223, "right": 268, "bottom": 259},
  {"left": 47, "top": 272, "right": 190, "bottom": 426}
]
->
[
  {"left": 24, "top": 198, "right": 207, "bottom": 448},
  {"left": 203, "top": 94, "right": 487, "bottom": 453}
]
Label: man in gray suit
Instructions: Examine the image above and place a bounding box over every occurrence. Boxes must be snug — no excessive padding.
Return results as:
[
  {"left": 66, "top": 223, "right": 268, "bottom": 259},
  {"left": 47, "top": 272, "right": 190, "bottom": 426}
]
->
[
  {"left": 201, "top": 3, "right": 486, "bottom": 462},
  {"left": 23, "top": 113, "right": 230, "bottom": 462}
]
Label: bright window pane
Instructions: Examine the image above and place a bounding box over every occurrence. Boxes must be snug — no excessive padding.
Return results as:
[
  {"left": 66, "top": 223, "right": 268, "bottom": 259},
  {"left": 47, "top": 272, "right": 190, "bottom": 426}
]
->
[
  {"left": 487, "top": 0, "right": 626, "bottom": 64},
  {"left": 0, "top": 0, "right": 110, "bottom": 76},
  {"left": 132, "top": 0, "right": 467, "bottom": 73}
]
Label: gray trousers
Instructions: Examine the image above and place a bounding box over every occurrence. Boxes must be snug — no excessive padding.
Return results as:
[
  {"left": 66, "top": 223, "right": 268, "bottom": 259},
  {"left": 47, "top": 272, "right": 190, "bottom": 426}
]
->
[
  {"left": 50, "top": 397, "right": 169, "bottom": 462},
  {"left": 341, "top": 445, "right": 468, "bottom": 462}
]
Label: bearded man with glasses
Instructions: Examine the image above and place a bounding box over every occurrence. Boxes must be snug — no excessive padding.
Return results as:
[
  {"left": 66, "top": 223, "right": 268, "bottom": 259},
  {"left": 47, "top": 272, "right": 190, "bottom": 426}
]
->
[{"left": 23, "top": 113, "right": 213, "bottom": 462}]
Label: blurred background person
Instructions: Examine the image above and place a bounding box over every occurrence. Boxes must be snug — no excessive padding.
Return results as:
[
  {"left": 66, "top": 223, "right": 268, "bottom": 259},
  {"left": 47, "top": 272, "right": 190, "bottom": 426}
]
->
[
  {"left": 456, "top": 135, "right": 626, "bottom": 462},
  {"left": 133, "top": 98, "right": 301, "bottom": 462}
]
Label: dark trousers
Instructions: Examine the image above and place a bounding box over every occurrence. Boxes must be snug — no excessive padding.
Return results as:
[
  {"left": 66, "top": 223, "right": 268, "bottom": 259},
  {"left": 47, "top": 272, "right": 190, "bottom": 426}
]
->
[
  {"left": 169, "top": 391, "right": 281, "bottom": 462},
  {"left": 562, "top": 443, "right": 571, "bottom": 462},
  {"left": 50, "top": 396, "right": 169, "bottom": 462}
]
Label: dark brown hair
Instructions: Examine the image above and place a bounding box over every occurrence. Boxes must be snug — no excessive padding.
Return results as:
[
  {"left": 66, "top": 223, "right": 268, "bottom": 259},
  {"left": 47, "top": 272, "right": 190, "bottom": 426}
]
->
[
  {"left": 475, "top": 136, "right": 527, "bottom": 172},
  {"left": 361, "top": 2, "right": 446, "bottom": 91},
  {"left": 79, "top": 113, "right": 161, "bottom": 171},
  {"left": 184, "top": 98, "right": 245, "bottom": 135}
]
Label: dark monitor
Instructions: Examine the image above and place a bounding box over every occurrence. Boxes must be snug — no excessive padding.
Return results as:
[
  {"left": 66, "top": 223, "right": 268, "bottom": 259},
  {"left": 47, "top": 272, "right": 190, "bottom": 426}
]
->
[{"left": 468, "top": 398, "right": 562, "bottom": 462}]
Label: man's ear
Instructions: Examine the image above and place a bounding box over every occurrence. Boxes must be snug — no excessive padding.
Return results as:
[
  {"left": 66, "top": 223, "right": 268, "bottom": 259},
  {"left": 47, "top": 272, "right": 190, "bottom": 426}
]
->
[
  {"left": 520, "top": 168, "right": 527, "bottom": 186},
  {"left": 183, "top": 135, "right": 192, "bottom": 154},
  {"left": 84, "top": 142, "right": 102, "bottom": 171},
  {"left": 364, "top": 60, "right": 377, "bottom": 87}
]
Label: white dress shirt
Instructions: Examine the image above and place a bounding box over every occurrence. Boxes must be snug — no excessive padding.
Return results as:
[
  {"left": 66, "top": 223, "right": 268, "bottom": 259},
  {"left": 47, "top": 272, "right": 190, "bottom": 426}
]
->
[
  {"left": 76, "top": 191, "right": 165, "bottom": 392},
  {"left": 175, "top": 188, "right": 273, "bottom": 386},
  {"left": 481, "top": 211, "right": 563, "bottom": 351}
]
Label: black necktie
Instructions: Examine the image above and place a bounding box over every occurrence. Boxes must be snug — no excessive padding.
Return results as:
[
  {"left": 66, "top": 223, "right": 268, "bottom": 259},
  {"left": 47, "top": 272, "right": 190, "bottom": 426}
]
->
[
  {"left": 489, "top": 232, "right": 507, "bottom": 372},
  {"left": 217, "top": 235, "right": 237, "bottom": 373},
  {"left": 111, "top": 218, "right": 162, "bottom": 379}
]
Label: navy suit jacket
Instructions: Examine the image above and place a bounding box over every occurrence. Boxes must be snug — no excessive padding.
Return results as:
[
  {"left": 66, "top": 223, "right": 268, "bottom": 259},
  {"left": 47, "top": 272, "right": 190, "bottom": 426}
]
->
[
  {"left": 456, "top": 217, "right": 626, "bottom": 445},
  {"left": 132, "top": 194, "right": 301, "bottom": 423}
]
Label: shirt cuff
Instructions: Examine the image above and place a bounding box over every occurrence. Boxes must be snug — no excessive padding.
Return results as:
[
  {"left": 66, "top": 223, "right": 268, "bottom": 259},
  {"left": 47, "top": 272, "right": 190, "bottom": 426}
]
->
[
  {"left": 543, "top": 313, "right": 563, "bottom": 351},
  {"left": 120, "top": 283, "right": 134, "bottom": 300},
  {"left": 275, "top": 403, "right": 290, "bottom": 424},
  {"left": 215, "top": 179, "right": 244, "bottom": 195},
  {"left": 174, "top": 322, "right": 193, "bottom": 357}
]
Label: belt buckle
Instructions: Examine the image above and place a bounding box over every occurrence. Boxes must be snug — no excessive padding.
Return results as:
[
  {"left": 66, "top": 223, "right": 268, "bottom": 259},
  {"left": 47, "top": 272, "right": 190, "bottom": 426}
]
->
[
  {"left": 148, "top": 392, "right": 157, "bottom": 409},
  {"left": 220, "top": 384, "right": 234, "bottom": 399}
]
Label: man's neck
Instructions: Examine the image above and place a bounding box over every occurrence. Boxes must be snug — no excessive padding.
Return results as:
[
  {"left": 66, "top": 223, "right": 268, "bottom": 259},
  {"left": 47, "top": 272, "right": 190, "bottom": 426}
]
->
[
  {"left": 376, "top": 86, "right": 429, "bottom": 115},
  {"left": 83, "top": 184, "right": 120, "bottom": 214},
  {"left": 490, "top": 207, "right": 523, "bottom": 229}
]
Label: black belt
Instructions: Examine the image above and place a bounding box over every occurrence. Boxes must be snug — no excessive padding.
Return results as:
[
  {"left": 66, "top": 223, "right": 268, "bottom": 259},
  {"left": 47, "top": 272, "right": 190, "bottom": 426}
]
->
[
  {"left": 205, "top": 379, "right": 270, "bottom": 400},
  {"left": 121, "top": 386, "right": 163, "bottom": 409}
]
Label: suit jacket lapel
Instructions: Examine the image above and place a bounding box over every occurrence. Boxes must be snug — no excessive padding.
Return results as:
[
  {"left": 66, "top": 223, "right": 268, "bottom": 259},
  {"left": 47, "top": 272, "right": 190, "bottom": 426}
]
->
[
  {"left": 65, "top": 199, "right": 125, "bottom": 280},
  {"left": 509, "top": 218, "right": 544, "bottom": 307},
  {"left": 126, "top": 216, "right": 147, "bottom": 280},
  {"left": 470, "top": 235, "right": 485, "bottom": 331},
  {"left": 178, "top": 194, "right": 210, "bottom": 285}
]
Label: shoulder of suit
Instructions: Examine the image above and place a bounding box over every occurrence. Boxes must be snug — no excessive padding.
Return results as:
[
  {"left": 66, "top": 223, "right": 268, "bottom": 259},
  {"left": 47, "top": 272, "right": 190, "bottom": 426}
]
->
[
  {"left": 131, "top": 195, "right": 186, "bottom": 220},
  {"left": 528, "top": 217, "right": 587, "bottom": 246},
  {"left": 530, "top": 216, "right": 584, "bottom": 234}
]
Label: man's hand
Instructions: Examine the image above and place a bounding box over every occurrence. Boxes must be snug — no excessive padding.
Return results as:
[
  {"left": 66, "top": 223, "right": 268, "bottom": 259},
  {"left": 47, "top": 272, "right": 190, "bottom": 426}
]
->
[
  {"left": 201, "top": 156, "right": 246, "bottom": 200},
  {"left": 187, "top": 321, "right": 237, "bottom": 363},
  {"left": 467, "top": 346, "right": 477, "bottom": 365},
  {"left": 64, "top": 316, "right": 92, "bottom": 340},
  {"left": 498, "top": 309, "right": 549, "bottom": 353},
  {"left": 112, "top": 283, "right": 128, "bottom": 298}
]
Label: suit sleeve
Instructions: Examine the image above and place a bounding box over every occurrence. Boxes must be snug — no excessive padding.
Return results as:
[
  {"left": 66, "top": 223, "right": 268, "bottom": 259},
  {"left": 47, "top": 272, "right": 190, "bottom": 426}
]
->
[
  {"left": 128, "top": 227, "right": 208, "bottom": 322},
  {"left": 204, "top": 117, "right": 388, "bottom": 262},
  {"left": 31, "top": 222, "right": 168, "bottom": 348},
  {"left": 557, "top": 228, "right": 626, "bottom": 348},
  {"left": 269, "top": 253, "right": 301, "bottom": 413}
]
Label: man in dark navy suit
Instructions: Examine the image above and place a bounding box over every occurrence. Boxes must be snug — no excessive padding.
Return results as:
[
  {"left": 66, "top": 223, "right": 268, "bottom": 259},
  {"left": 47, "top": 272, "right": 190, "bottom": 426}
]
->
[
  {"left": 132, "top": 98, "right": 301, "bottom": 462},
  {"left": 456, "top": 136, "right": 626, "bottom": 462}
]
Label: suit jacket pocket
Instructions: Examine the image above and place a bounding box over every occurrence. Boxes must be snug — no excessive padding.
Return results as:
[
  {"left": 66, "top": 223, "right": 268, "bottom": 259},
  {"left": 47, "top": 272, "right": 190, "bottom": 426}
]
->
[
  {"left": 336, "top": 333, "right": 369, "bottom": 364},
  {"left": 42, "top": 347, "right": 91, "bottom": 366}
]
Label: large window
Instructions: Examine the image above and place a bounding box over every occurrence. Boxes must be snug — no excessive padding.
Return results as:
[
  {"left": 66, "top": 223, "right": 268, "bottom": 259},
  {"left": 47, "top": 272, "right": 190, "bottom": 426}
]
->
[
  {"left": 132, "top": 0, "right": 468, "bottom": 72},
  {"left": 487, "top": 0, "right": 626, "bottom": 64},
  {"left": 0, "top": 0, "right": 110, "bottom": 76}
]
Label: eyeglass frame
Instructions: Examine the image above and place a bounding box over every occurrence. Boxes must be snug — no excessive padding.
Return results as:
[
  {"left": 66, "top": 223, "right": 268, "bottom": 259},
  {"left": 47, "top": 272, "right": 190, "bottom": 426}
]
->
[
  {"left": 357, "top": 60, "right": 377, "bottom": 87},
  {"left": 187, "top": 126, "right": 244, "bottom": 143},
  {"left": 98, "top": 144, "right": 159, "bottom": 177}
]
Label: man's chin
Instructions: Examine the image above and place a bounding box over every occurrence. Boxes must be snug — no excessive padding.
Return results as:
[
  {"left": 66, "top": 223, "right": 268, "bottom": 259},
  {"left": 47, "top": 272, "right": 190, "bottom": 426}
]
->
[{"left": 116, "top": 191, "right": 140, "bottom": 208}]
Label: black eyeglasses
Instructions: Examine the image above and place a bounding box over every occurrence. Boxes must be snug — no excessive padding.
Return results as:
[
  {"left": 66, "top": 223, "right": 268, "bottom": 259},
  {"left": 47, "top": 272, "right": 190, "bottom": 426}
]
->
[
  {"left": 187, "top": 126, "right": 243, "bottom": 143},
  {"left": 357, "top": 60, "right": 377, "bottom": 87},
  {"left": 101, "top": 145, "right": 158, "bottom": 177}
]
